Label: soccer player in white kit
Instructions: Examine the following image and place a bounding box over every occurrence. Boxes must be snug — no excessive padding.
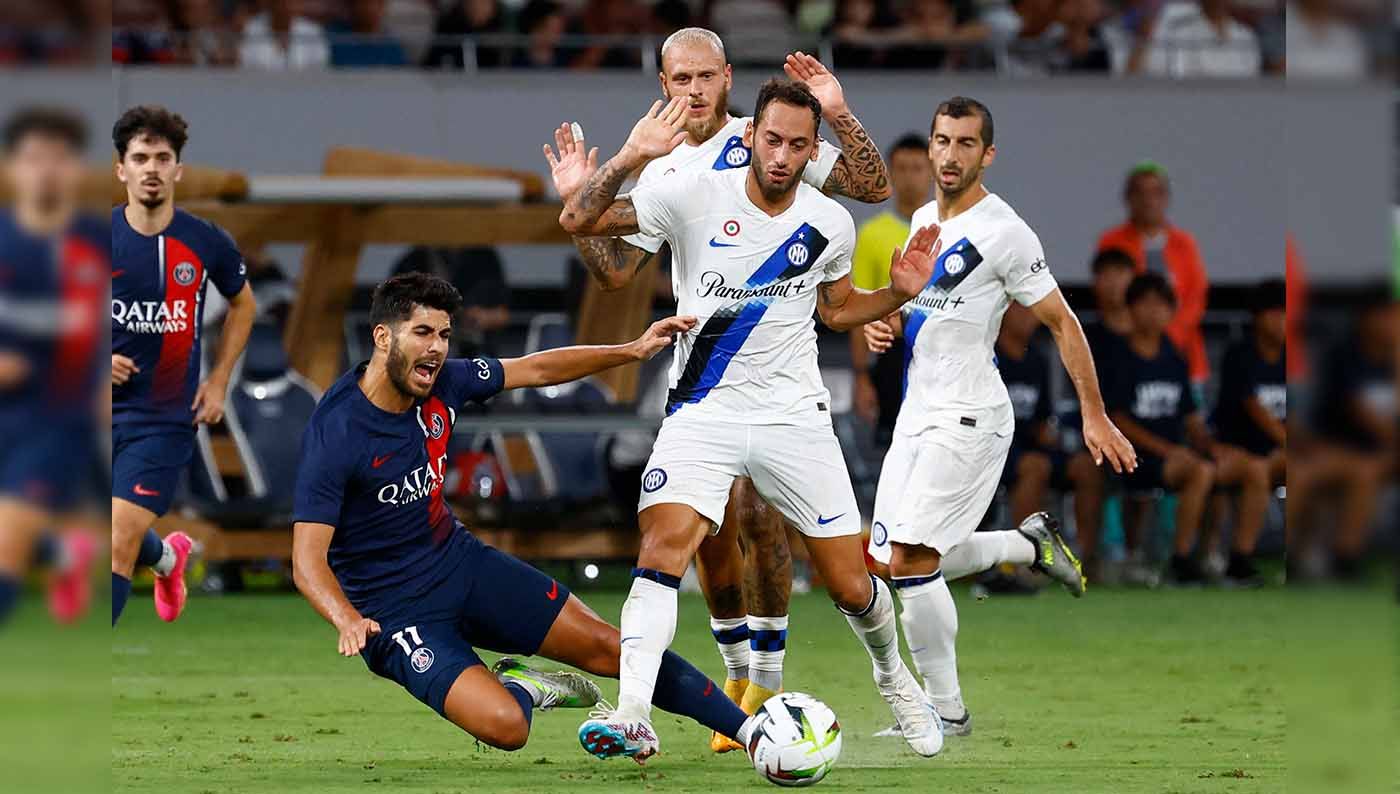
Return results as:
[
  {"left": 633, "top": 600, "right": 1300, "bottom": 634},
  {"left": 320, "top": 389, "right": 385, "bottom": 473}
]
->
[
  {"left": 862, "top": 97, "right": 1137, "bottom": 738},
  {"left": 549, "top": 29, "right": 892, "bottom": 750},
  {"left": 553, "top": 83, "right": 949, "bottom": 761}
]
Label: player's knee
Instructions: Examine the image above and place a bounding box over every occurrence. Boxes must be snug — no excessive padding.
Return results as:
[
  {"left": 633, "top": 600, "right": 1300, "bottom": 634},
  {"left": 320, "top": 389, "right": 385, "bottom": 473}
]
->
[
  {"left": 825, "top": 571, "right": 873, "bottom": 613},
  {"left": 1192, "top": 460, "right": 1216, "bottom": 490},
  {"left": 476, "top": 706, "right": 531, "bottom": 751}
]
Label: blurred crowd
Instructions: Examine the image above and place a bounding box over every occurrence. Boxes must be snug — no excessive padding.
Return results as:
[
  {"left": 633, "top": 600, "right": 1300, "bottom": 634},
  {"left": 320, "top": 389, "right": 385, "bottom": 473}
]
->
[{"left": 97, "top": 0, "right": 1390, "bottom": 76}]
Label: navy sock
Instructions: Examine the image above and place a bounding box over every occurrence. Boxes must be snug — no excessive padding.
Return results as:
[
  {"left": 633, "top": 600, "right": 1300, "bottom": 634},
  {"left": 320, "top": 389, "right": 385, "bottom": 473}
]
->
[
  {"left": 652, "top": 650, "right": 747, "bottom": 741},
  {"left": 0, "top": 575, "right": 19, "bottom": 624},
  {"left": 502, "top": 682, "right": 534, "bottom": 729},
  {"left": 112, "top": 572, "right": 132, "bottom": 626},
  {"left": 135, "top": 529, "right": 164, "bottom": 569},
  {"left": 32, "top": 533, "right": 60, "bottom": 569}
]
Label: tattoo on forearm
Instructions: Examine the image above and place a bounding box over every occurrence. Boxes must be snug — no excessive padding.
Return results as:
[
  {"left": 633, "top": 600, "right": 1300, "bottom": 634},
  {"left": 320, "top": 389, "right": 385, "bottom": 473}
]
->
[
  {"left": 822, "top": 111, "right": 889, "bottom": 201},
  {"left": 818, "top": 283, "right": 837, "bottom": 307},
  {"left": 574, "top": 236, "right": 654, "bottom": 286},
  {"left": 575, "top": 158, "right": 634, "bottom": 224}
]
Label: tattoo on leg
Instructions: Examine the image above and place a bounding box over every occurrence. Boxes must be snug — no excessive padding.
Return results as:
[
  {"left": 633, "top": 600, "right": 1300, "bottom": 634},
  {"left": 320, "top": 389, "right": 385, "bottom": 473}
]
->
[{"left": 742, "top": 508, "right": 793, "bottom": 617}]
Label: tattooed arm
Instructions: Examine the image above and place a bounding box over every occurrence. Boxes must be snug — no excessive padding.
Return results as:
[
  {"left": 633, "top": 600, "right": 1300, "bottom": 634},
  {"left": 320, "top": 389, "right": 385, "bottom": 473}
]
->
[
  {"left": 783, "top": 51, "right": 891, "bottom": 203},
  {"left": 558, "top": 97, "right": 687, "bottom": 236},
  {"left": 572, "top": 236, "right": 656, "bottom": 291}
]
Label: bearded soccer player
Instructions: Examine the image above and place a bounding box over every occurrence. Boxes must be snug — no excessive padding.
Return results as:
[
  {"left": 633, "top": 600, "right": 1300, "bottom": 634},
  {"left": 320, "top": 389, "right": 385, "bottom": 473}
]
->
[
  {"left": 0, "top": 108, "right": 104, "bottom": 626},
  {"left": 110, "top": 105, "right": 257, "bottom": 625},
  {"left": 862, "top": 97, "right": 1135, "bottom": 739},
  {"left": 556, "top": 82, "right": 950, "bottom": 760},
  {"left": 547, "top": 28, "right": 892, "bottom": 752},
  {"left": 292, "top": 272, "right": 757, "bottom": 757}
]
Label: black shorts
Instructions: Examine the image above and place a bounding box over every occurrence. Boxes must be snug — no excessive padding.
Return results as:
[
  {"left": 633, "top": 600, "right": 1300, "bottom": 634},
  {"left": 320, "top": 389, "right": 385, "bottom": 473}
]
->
[{"left": 1001, "top": 443, "right": 1074, "bottom": 490}]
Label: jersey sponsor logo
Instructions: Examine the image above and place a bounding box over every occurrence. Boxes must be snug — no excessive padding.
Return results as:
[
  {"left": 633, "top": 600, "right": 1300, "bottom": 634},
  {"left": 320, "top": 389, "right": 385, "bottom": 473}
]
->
[
  {"left": 111, "top": 298, "right": 191, "bottom": 334},
  {"left": 1029, "top": 258, "right": 1048, "bottom": 274},
  {"left": 471, "top": 358, "right": 493, "bottom": 380},
  {"left": 410, "top": 646, "right": 435, "bottom": 674},
  {"left": 376, "top": 454, "right": 449, "bottom": 506},
  {"left": 872, "top": 521, "right": 888, "bottom": 547},
  {"left": 908, "top": 293, "right": 966, "bottom": 311},
  {"left": 697, "top": 270, "right": 807, "bottom": 301},
  {"left": 642, "top": 467, "right": 667, "bottom": 493},
  {"left": 173, "top": 261, "right": 197, "bottom": 286},
  {"left": 1132, "top": 381, "right": 1183, "bottom": 420}
]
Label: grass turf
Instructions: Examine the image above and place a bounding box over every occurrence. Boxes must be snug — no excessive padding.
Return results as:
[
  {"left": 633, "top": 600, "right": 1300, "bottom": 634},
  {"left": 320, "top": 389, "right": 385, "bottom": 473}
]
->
[{"left": 112, "top": 587, "right": 1285, "bottom": 793}]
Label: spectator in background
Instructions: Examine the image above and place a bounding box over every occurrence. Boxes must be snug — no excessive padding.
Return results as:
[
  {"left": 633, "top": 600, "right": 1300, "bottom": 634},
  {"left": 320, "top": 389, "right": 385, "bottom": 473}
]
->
[
  {"left": 1284, "top": 0, "right": 1368, "bottom": 78},
  {"left": 169, "top": 0, "right": 239, "bottom": 65},
  {"left": 997, "top": 0, "right": 1111, "bottom": 74},
  {"left": 423, "top": 0, "right": 507, "bottom": 69},
  {"left": 391, "top": 246, "right": 510, "bottom": 357},
  {"left": 884, "top": 0, "right": 991, "bottom": 70},
  {"left": 567, "top": 0, "right": 645, "bottom": 70},
  {"left": 706, "top": 0, "right": 798, "bottom": 67},
  {"left": 825, "top": 0, "right": 903, "bottom": 69},
  {"left": 996, "top": 303, "right": 1105, "bottom": 572},
  {"left": 1097, "top": 161, "right": 1210, "bottom": 384},
  {"left": 329, "top": 0, "right": 407, "bottom": 67},
  {"left": 1207, "top": 279, "right": 1287, "bottom": 585},
  {"left": 1290, "top": 294, "right": 1397, "bottom": 580},
  {"left": 849, "top": 133, "right": 929, "bottom": 443},
  {"left": 1127, "top": 0, "right": 1261, "bottom": 77},
  {"left": 1054, "top": 0, "right": 1112, "bottom": 71},
  {"left": 1083, "top": 247, "right": 1135, "bottom": 372},
  {"left": 113, "top": 0, "right": 180, "bottom": 64},
  {"left": 239, "top": 0, "right": 330, "bottom": 69},
  {"left": 511, "top": 0, "right": 570, "bottom": 68}
]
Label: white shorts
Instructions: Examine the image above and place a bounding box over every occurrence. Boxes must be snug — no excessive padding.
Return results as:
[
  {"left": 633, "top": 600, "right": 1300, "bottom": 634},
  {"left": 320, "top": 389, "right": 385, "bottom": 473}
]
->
[
  {"left": 867, "top": 424, "right": 1012, "bottom": 564},
  {"left": 637, "top": 415, "right": 861, "bottom": 538}
]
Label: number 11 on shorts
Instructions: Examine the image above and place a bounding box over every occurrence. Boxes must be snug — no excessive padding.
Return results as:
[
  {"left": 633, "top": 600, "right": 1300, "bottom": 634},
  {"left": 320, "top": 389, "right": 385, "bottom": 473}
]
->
[{"left": 392, "top": 626, "right": 422, "bottom": 655}]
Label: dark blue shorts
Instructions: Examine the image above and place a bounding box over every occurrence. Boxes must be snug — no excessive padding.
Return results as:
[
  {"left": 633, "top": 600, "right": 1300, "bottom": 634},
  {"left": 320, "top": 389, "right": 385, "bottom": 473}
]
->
[
  {"left": 0, "top": 426, "right": 87, "bottom": 510},
  {"left": 112, "top": 421, "right": 194, "bottom": 516},
  {"left": 1001, "top": 444, "right": 1073, "bottom": 490},
  {"left": 360, "top": 536, "right": 572, "bottom": 718},
  {"left": 1120, "top": 454, "right": 1166, "bottom": 492}
]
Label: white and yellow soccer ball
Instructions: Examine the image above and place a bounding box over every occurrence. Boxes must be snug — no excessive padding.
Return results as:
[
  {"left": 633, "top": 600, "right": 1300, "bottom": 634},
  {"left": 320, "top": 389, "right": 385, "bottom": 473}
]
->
[{"left": 747, "top": 692, "right": 842, "bottom": 787}]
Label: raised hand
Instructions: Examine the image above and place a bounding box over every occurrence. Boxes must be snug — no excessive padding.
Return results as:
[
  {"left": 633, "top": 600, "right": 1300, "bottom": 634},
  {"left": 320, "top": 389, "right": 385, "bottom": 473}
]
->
[
  {"left": 622, "top": 97, "right": 688, "bottom": 162},
  {"left": 888, "top": 224, "right": 942, "bottom": 301},
  {"left": 783, "top": 51, "right": 847, "bottom": 119},
  {"left": 543, "top": 122, "right": 598, "bottom": 203},
  {"left": 630, "top": 315, "right": 698, "bottom": 360}
]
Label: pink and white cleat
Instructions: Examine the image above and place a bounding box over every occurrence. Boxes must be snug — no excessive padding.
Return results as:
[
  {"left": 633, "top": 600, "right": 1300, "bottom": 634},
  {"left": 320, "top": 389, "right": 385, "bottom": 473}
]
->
[
  {"left": 46, "top": 531, "right": 96, "bottom": 625},
  {"left": 153, "top": 532, "right": 193, "bottom": 622}
]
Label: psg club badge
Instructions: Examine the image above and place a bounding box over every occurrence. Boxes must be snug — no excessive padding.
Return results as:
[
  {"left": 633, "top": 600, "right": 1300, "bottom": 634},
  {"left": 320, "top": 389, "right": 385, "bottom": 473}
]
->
[
  {"left": 430, "top": 413, "right": 445, "bottom": 439},
  {"left": 173, "top": 261, "right": 197, "bottom": 286},
  {"left": 410, "top": 647, "right": 435, "bottom": 674}
]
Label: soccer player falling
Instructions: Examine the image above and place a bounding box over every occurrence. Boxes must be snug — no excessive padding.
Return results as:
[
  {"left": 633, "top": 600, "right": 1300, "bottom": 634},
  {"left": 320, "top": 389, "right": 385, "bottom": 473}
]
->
[
  {"left": 110, "top": 105, "right": 258, "bottom": 625},
  {"left": 554, "top": 29, "right": 893, "bottom": 752},
  {"left": 551, "top": 83, "right": 951, "bottom": 760},
  {"left": 862, "top": 97, "right": 1136, "bottom": 739},
  {"left": 0, "top": 108, "right": 105, "bottom": 626},
  {"left": 291, "top": 273, "right": 758, "bottom": 755}
]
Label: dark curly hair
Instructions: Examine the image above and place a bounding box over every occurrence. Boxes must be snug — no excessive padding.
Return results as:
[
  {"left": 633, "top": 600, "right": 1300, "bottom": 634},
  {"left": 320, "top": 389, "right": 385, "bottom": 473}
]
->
[
  {"left": 370, "top": 272, "right": 464, "bottom": 329},
  {"left": 113, "top": 105, "right": 189, "bottom": 160},
  {"left": 753, "top": 78, "right": 822, "bottom": 134},
  {"left": 3, "top": 106, "right": 88, "bottom": 153}
]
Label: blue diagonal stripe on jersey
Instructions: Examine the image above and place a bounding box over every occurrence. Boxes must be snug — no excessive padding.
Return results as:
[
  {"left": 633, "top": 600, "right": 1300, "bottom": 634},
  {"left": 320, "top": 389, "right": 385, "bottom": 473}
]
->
[
  {"left": 712, "top": 136, "right": 751, "bottom": 170},
  {"left": 899, "top": 236, "right": 983, "bottom": 399},
  {"left": 902, "top": 308, "right": 928, "bottom": 400},
  {"left": 666, "top": 224, "right": 830, "bottom": 414}
]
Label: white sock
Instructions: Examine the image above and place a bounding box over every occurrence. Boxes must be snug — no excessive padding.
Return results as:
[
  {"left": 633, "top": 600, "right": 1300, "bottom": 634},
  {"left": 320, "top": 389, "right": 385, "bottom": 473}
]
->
[
  {"left": 747, "top": 615, "right": 787, "bottom": 692},
  {"left": 840, "top": 574, "right": 903, "bottom": 678},
  {"left": 893, "top": 572, "right": 962, "bottom": 708},
  {"left": 939, "top": 530, "right": 1036, "bottom": 581},
  {"left": 151, "top": 540, "right": 178, "bottom": 577},
  {"left": 709, "top": 616, "right": 750, "bottom": 682},
  {"left": 617, "top": 576, "right": 678, "bottom": 719}
]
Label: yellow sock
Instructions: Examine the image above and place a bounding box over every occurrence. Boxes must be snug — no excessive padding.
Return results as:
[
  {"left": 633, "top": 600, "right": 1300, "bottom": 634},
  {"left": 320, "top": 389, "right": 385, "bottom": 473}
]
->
[
  {"left": 739, "top": 682, "right": 780, "bottom": 715},
  {"left": 723, "top": 677, "right": 749, "bottom": 705},
  {"left": 710, "top": 678, "right": 751, "bottom": 753}
]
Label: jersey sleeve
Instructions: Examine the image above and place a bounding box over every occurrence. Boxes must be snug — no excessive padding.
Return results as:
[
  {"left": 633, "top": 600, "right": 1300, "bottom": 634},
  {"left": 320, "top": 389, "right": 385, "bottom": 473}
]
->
[
  {"left": 820, "top": 210, "right": 857, "bottom": 283},
  {"left": 438, "top": 357, "right": 506, "bottom": 407},
  {"left": 292, "top": 421, "right": 351, "bottom": 527},
  {"left": 621, "top": 164, "right": 667, "bottom": 253},
  {"left": 801, "top": 136, "right": 842, "bottom": 189},
  {"left": 1001, "top": 222, "right": 1057, "bottom": 307},
  {"left": 207, "top": 223, "right": 248, "bottom": 298},
  {"left": 629, "top": 171, "right": 699, "bottom": 247}
]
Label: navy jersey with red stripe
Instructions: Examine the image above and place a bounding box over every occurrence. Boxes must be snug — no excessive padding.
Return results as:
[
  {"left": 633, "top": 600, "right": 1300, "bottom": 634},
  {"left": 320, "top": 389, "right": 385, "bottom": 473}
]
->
[
  {"left": 292, "top": 357, "right": 505, "bottom": 614},
  {"left": 0, "top": 209, "right": 108, "bottom": 429},
  {"left": 111, "top": 206, "right": 246, "bottom": 425}
]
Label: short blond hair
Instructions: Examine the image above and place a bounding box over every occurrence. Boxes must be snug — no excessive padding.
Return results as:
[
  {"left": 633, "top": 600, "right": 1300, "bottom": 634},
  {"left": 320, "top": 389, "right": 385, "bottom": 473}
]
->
[{"left": 660, "top": 27, "right": 726, "bottom": 70}]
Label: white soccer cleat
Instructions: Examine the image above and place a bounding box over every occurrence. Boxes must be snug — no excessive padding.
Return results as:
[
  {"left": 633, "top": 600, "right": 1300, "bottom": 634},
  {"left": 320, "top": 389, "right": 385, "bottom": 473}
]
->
[
  {"left": 876, "top": 666, "right": 944, "bottom": 757},
  {"left": 578, "top": 707, "right": 660, "bottom": 764},
  {"left": 873, "top": 701, "right": 971, "bottom": 737}
]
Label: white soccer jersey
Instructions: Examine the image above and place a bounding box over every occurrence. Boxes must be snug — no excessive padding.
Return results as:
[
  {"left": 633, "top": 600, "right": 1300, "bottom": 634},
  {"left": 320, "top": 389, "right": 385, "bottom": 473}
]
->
[
  {"left": 622, "top": 114, "right": 841, "bottom": 253},
  {"left": 895, "top": 192, "right": 1058, "bottom": 438},
  {"left": 630, "top": 167, "right": 855, "bottom": 425}
]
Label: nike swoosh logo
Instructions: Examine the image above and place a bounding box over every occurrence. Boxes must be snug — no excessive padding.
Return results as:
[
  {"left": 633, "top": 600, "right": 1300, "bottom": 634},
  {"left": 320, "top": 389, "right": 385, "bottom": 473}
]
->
[
  {"left": 708, "top": 237, "right": 739, "bottom": 248},
  {"left": 371, "top": 454, "right": 393, "bottom": 468},
  {"left": 620, "top": 635, "right": 643, "bottom": 646},
  {"left": 133, "top": 483, "right": 160, "bottom": 497},
  {"left": 546, "top": 580, "right": 559, "bottom": 601},
  {"left": 111, "top": 269, "right": 126, "bottom": 278},
  {"left": 817, "top": 513, "right": 846, "bottom": 525}
]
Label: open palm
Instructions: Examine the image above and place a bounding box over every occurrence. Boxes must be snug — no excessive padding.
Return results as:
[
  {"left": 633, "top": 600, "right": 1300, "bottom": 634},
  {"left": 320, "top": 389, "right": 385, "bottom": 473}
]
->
[
  {"left": 783, "top": 52, "right": 845, "bottom": 117},
  {"left": 543, "top": 122, "right": 597, "bottom": 202},
  {"left": 624, "top": 97, "right": 688, "bottom": 160},
  {"left": 889, "top": 224, "right": 942, "bottom": 300}
]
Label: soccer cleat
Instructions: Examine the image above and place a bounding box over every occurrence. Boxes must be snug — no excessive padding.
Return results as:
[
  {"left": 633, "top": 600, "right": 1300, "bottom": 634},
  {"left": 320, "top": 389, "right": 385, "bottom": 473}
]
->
[
  {"left": 873, "top": 701, "right": 972, "bottom": 737},
  {"left": 153, "top": 532, "right": 193, "bottom": 623},
  {"left": 876, "top": 665, "right": 944, "bottom": 757},
  {"left": 492, "top": 657, "right": 602, "bottom": 710},
  {"left": 579, "top": 707, "right": 660, "bottom": 764},
  {"left": 709, "top": 677, "right": 749, "bottom": 753},
  {"left": 1018, "top": 512, "right": 1085, "bottom": 597},
  {"left": 46, "top": 531, "right": 96, "bottom": 625}
]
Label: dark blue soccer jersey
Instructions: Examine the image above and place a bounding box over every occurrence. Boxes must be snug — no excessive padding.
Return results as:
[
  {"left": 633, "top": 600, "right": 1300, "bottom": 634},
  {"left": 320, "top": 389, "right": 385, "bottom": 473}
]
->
[
  {"left": 111, "top": 206, "right": 246, "bottom": 425},
  {"left": 0, "top": 209, "right": 107, "bottom": 429},
  {"left": 293, "top": 357, "right": 505, "bottom": 614},
  {"left": 1212, "top": 338, "right": 1286, "bottom": 455},
  {"left": 997, "top": 344, "right": 1052, "bottom": 448}
]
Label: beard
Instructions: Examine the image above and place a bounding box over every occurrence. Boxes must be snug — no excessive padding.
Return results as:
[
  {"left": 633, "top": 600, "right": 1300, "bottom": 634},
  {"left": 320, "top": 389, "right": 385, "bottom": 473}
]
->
[
  {"left": 384, "top": 337, "right": 426, "bottom": 398},
  {"left": 937, "top": 162, "right": 982, "bottom": 199},
  {"left": 682, "top": 85, "right": 730, "bottom": 142},
  {"left": 749, "top": 151, "right": 802, "bottom": 203}
]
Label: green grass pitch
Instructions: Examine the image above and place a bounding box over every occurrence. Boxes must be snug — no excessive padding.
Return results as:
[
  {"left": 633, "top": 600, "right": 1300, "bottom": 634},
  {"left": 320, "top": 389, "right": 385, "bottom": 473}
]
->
[{"left": 112, "top": 587, "right": 1285, "bottom": 793}]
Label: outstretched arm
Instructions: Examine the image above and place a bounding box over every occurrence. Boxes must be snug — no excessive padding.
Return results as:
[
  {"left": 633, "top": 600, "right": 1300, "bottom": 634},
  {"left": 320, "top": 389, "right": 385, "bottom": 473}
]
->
[
  {"left": 783, "top": 52, "right": 891, "bottom": 203},
  {"left": 501, "top": 315, "right": 696, "bottom": 389},
  {"left": 816, "top": 225, "right": 941, "bottom": 332},
  {"left": 292, "top": 522, "right": 381, "bottom": 657},
  {"left": 1027, "top": 289, "right": 1137, "bottom": 473}
]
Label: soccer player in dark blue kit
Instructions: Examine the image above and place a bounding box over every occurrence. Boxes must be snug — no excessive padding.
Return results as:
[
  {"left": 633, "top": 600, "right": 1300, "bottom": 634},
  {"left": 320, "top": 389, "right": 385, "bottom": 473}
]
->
[
  {"left": 0, "top": 108, "right": 105, "bottom": 625},
  {"left": 292, "top": 272, "right": 758, "bottom": 759},
  {"left": 110, "top": 105, "right": 258, "bottom": 625}
]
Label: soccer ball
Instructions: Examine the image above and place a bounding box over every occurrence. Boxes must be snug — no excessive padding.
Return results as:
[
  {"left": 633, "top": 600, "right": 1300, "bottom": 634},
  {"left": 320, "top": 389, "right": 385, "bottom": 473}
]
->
[{"left": 747, "top": 692, "right": 842, "bottom": 787}]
